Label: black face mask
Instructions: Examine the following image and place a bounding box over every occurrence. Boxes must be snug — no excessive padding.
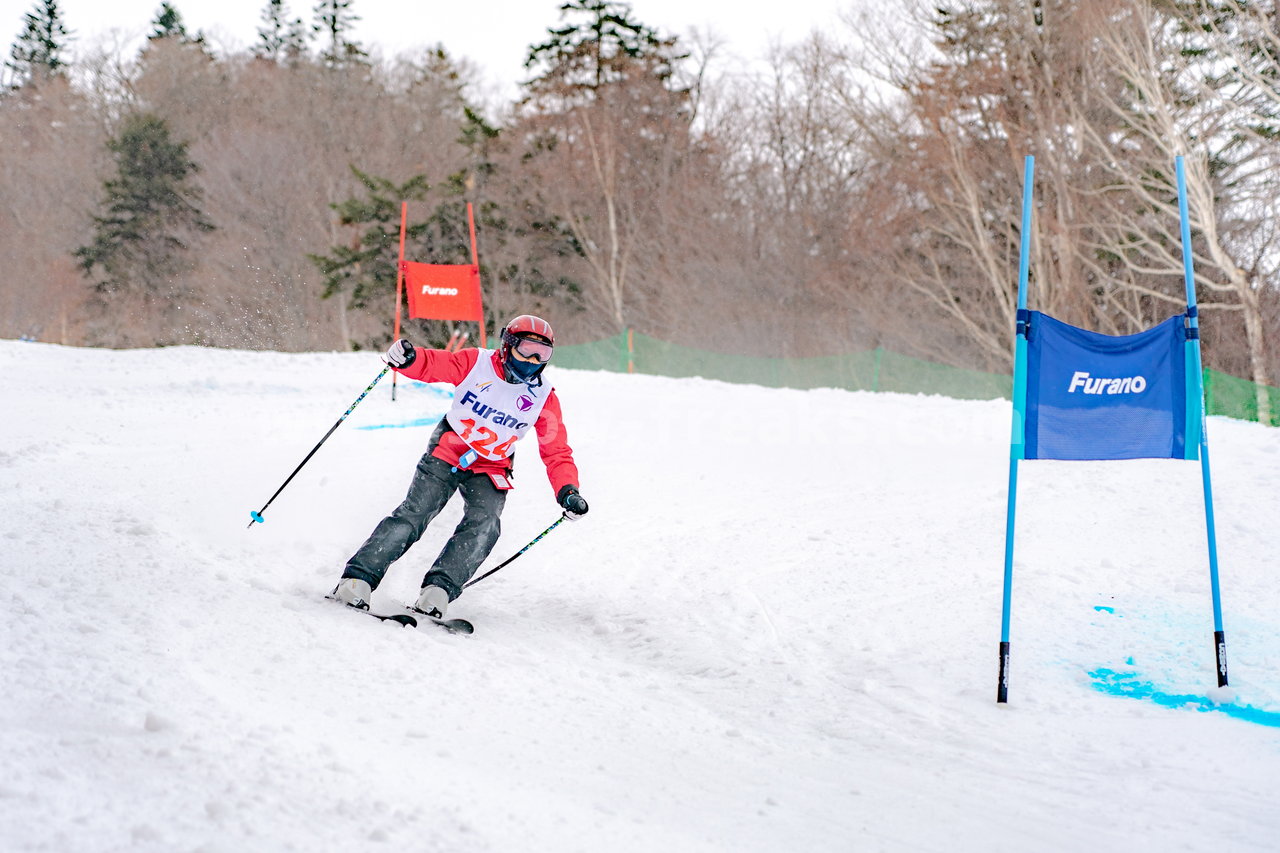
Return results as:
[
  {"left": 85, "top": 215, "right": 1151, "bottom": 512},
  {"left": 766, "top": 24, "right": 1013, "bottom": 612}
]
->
[{"left": 504, "top": 355, "right": 544, "bottom": 384}]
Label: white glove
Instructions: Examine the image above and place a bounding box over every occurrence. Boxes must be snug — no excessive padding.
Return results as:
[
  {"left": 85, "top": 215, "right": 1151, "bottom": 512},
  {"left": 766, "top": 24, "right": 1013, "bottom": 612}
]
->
[{"left": 383, "top": 339, "right": 416, "bottom": 368}]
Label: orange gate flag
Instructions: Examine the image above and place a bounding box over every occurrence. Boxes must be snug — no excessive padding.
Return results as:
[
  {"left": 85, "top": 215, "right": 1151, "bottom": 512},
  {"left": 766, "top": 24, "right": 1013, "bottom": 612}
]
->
[{"left": 402, "top": 261, "right": 483, "bottom": 322}]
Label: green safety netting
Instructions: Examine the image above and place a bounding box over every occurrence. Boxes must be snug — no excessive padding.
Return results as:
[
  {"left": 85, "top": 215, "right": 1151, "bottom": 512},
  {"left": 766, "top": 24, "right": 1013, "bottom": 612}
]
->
[
  {"left": 554, "top": 332, "right": 1011, "bottom": 400},
  {"left": 554, "top": 332, "right": 1278, "bottom": 427},
  {"left": 1204, "top": 368, "right": 1280, "bottom": 427},
  {"left": 875, "top": 349, "right": 1013, "bottom": 400}
]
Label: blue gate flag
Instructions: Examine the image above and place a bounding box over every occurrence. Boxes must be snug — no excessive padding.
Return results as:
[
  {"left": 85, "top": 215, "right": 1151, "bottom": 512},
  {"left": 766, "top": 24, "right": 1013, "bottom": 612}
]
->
[
  {"left": 997, "top": 156, "right": 1227, "bottom": 706},
  {"left": 1024, "top": 311, "right": 1193, "bottom": 461}
]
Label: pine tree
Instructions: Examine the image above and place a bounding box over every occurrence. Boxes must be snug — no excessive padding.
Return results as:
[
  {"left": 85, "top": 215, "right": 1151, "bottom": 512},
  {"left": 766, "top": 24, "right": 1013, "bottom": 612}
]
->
[
  {"left": 517, "top": 0, "right": 691, "bottom": 330},
  {"left": 449, "top": 106, "right": 585, "bottom": 314},
  {"left": 523, "top": 0, "right": 686, "bottom": 105},
  {"left": 5, "top": 0, "right": 73, "bottom": 88},
  {"left": 149, "top": 2, "right": 203, "bottom": 44},
  {"left": 75, "top": 113, "right": 214, "bottom": 306},
  {"left": 308, "top": 152, "right": 583, "bottom": 350},
  {"left": 312, "top": 0, "right": 366, "bottom": 67},
  {"left": 309, "top": 169, "right": 430, "bottom": 326},
  {"left": 254, "top": 0, "right": 308, "bottom": 64}
]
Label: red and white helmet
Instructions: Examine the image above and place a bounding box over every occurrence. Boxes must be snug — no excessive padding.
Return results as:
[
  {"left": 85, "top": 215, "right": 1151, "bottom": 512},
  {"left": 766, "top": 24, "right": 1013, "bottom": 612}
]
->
[
  {"left": 499, "top": 314, "right": 555, "bottom": 383},
  {"left": 504, "top": 314, "right": 554, "bottom": 344}
]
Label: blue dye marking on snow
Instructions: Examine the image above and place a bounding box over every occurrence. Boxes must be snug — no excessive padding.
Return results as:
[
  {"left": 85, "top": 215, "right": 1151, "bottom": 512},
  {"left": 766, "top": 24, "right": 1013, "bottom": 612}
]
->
[
  {"left": 356, "top": 416, "right": 446, "bottom": 431},
  {"left": 1094, "top": 605, "right": 1115, "bottom": 614},
  {"left": 1088, "top": 668, "right": 1280, "bottom": 728},
  {"left": 356, "top": 386, "right": 454, "bottom": 431}
]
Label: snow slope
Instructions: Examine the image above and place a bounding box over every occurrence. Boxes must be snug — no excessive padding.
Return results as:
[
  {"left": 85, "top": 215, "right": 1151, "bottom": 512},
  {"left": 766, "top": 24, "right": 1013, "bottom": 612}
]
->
[{"left": 2, "top": 339, "right": 1278, "bottom": 852}]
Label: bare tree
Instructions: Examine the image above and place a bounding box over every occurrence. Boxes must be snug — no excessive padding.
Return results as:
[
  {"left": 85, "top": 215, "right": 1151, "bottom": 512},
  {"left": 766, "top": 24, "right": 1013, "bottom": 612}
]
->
[
  {"left": 0, "top": 75, "right": 100, "bottom": 343},
  {"left": 514, "top": 1, "right": 693, "bottom": 336},
  {"left": 1079, "top": 0, "right": 1278, "bottom": 418},
  {"left": 817, "top": 0, "right": 1267, "bottom": 373}
]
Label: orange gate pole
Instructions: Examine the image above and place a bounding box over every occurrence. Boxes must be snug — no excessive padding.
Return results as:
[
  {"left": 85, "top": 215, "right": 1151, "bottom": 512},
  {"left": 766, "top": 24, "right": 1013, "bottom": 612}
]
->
[
  {"left": 392, "top": 202, "right": 407, "bottom": 400},
  {"left": 467, "top": 201, "right": 487, "bottom": 348}
]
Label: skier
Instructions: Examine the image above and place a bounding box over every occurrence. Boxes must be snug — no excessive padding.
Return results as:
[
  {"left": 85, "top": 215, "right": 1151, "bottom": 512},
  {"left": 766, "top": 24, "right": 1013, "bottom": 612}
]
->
[{"left": 332, "top": 315, "right": 589, "bottom": 618}]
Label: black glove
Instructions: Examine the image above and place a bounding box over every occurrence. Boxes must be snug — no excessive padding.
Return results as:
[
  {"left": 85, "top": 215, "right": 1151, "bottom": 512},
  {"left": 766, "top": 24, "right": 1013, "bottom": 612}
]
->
[
  {"left": 557, "top": 485, "right": 589, "bottom": 520},
  {"left": 383, "top": 339, "right": 416, "bottom": 368}
]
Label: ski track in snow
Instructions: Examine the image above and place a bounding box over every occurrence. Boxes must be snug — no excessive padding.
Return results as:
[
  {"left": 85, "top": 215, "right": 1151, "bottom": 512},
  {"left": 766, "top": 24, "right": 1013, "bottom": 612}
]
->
[{"left": 1, "top": 340, "right": 1278, "bottom": 852}]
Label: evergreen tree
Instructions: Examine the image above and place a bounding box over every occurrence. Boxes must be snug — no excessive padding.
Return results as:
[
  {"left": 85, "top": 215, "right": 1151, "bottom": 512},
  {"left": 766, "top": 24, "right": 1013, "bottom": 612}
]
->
[
  {"left": 523, "top": 0, "right": 686, "bottom": 105},
  {"left": 75, "top": 113, "right": 214, "bottom": 303},
  {"left": 310, "top": 152, "right": 583, "bottom": 350},
  {"left": 149, "top": 2, "right": 203, "bottom": 44},
  {"left": 517, "top": 0, "right": 691, "bottom": 330},
  {"left": 450, "top": 106, "right": 585, "bottom": 312},
  {"left": 254, "top": 0, "right": 308, "bottom": 64},
  {"left": 309, "top": 169, "right": 431, "bottom": 340},
  {"left": 519, "top": 0, "right": 692, "bottom": 162},
  {"left": 5, "top": 0, "right": 73, "bottom": 88},
  {"left": 312, "top": 0, "right": 366, "bottom": 67}
]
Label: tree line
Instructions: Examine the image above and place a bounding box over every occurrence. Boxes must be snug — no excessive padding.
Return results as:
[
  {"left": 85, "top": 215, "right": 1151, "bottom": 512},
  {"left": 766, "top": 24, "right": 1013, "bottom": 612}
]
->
[{"left": 2, "top": 0, "right": 1277, "bottom": 413}]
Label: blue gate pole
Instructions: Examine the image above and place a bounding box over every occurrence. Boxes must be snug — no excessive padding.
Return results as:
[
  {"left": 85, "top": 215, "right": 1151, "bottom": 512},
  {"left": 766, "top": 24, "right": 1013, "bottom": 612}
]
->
[
  {"left": 998, "top": 155, "right": 1035, "bottom": 703},
  {"left": 1176, "top": 155, "right": 1229, "bottom": 687}
]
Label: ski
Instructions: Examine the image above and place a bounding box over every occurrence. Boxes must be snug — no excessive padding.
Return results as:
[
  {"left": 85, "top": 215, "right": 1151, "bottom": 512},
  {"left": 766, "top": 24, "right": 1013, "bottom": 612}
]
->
[
  {"left": 324, "top": 593, "right": 474, "bottom": 635},
  {"left": 405, "top": 605, "right": 475, "bottom": 636},
  {"left": 325, "top": 594, "right": 417, "bottom": 627}
]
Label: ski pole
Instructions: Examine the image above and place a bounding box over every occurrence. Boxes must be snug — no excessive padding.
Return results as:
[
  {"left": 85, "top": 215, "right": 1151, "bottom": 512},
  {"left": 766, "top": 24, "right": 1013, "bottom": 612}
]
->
[
  {"left": 464, "top": 513, "right": 569, "bottom": 588},
  {"left": 248, "top": 366, "right": 390, "bottom": 528}
]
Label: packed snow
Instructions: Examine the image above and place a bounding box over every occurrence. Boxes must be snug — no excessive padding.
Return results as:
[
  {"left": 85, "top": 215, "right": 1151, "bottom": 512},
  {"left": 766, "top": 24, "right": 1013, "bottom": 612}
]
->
[{"left": 2, "top": 339, "right": 1278, "bottom": 852}]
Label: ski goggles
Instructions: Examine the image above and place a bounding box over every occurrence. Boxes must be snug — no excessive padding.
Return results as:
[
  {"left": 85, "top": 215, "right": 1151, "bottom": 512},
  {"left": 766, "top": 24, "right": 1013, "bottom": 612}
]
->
[{"left": 508, "top": 334, "right": 554, "bottom": 363}]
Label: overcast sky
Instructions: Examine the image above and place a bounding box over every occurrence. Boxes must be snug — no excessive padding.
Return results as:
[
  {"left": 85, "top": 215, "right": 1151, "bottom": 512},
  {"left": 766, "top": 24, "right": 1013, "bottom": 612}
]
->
[{"left": 4, "top": 0, "right": 854, "bottom": 99}]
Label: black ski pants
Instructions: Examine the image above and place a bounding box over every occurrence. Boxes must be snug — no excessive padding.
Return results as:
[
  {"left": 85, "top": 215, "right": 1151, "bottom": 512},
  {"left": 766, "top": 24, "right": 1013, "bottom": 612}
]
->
[{"left": 342, "top": 450, "right": 507, "bottom": 601}]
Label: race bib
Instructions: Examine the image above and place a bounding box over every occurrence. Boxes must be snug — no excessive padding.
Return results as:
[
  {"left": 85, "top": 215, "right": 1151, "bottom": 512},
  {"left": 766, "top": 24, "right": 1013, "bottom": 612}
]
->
[{"left": 445, "top": 350, "right": 551, "bottom": 461}]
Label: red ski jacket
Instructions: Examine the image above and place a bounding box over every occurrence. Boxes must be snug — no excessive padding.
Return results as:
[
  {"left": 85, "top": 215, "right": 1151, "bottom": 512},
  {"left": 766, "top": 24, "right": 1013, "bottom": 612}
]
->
[{"left": 394, "top": 348, "right": 579, "bottom": 495}]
